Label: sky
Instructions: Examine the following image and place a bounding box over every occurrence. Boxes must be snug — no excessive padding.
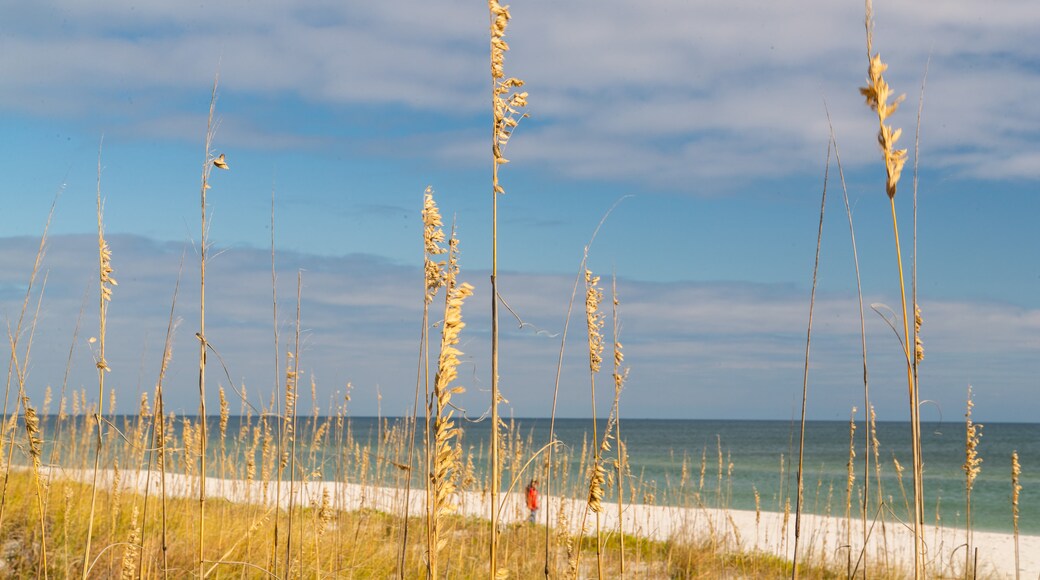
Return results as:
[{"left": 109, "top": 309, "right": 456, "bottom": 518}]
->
[{"left": 0, "top": 0, "right": 1037, "bottom": 422}]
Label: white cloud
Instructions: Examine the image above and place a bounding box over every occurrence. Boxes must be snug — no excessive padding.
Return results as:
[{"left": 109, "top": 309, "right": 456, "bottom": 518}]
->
[
  {"left": 2, "top": 234, "right": 1035, "bottom": 421},
  {"left": 1, "top": 0, "right": 1036, "bottom": 192}
]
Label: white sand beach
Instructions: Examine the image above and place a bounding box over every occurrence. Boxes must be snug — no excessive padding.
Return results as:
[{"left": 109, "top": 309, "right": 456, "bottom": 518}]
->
[{"left": 46, "top": 467, "right": 1040, "bottom": 578}]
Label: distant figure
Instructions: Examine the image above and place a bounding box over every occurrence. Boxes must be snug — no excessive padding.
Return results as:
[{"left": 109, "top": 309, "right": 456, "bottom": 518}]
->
[{"left": 525, "top": 479, "right": 540, "bottom": 524}]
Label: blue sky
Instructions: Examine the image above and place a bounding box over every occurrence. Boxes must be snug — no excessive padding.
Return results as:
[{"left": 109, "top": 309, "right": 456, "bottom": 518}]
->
[{"left": 0, "top": 0, "right": 1037, "bottom": 422}]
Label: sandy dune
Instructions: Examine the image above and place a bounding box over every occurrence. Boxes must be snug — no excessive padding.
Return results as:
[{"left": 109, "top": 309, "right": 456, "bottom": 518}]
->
[{"left": 46, "top": 466, "right": 1038, "bottom": 578}]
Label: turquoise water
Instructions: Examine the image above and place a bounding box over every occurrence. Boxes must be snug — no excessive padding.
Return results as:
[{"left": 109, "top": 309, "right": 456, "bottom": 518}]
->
[
  {"left": 443, "top": 418, "right": 1040, "bottom": 535},
  {"left": 35, "top": 416, "right": 1040, "bottom": 535}
]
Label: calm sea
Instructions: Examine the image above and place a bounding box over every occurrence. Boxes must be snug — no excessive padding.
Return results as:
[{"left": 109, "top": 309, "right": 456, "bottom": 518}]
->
[
  {"left": 36, "top": 416, "right": 1040, "bottom": 535},
  {"left": 408, "top": 418, "right": 1040, "bottom": 535}
]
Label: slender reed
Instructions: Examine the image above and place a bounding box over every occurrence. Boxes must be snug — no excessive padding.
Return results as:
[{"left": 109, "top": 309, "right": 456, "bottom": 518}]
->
[
  {"left": 268, "top": 180, "right": 283, "bottom": 577},
  {"left": 416, "top": 187, "right": 447, "bottom": 576},
  {"left": 196, "top": 72, "right": 227, "bottom": 578},
  {"left": 791, "top": 138, "right": 830, "bottom": 580},
  {"left": 542, "top": 199, "right": 626, "bottom": 577},
  {"left": 962, "top": 387, "right": 982, "bottom": 578},
  {"left": 153, "top": 260, "right": 183, "bottom": 580},
  {"left": 4, "top": 268, "right": 49, "bottom": 579},
  {"left": 583, "top": 268, "right": 606, "bottom": 578},
  {"left": 21, "top": 393, "right": 48, "bottom": 578},
  {"left": 284, "top": 272, "right": 303, "bottom": 576},
  {"left": 0, "top": 187, "right": 58, "bottom": 533},
  {"left": 1011, "top": 451, "right": 1021, "bottom": 580},
  {"left": 859, "top": 3, "right": 923, "bottom": 575},
  {"left": 825, "top": 107, "right": 874, "bottom": 572},
  {"left": 489, "top": 1, "right": 528, "bottom": 573},
  {"left": 83, "top": 140, "right": 117, "bottom": 579},
  {"left": 610, "top": 277, "right": 629, "bottom": 577},
  {"left": 845, "top": 408, "right": 857, "bottom": 578}
]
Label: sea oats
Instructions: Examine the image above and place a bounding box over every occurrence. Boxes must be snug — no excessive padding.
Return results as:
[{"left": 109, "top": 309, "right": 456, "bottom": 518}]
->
[
  {"left": 121, "top": 504, "right": 141, "bottom": 580},
  {"left": 914, "top": 304, "right": 924, "bottom": 362},
  {"left": 422, "top": 187, "right": 448, "bottom": 304},
  {"left": 429, "top": 227, "right": 473, "bottom": 578},
  {"left": 1012, "top": 450, "right": 1022, "bottom": 579},
  {"left": 859, "top": 38, "right": 907, "bottom": 199},
  {"left": 584, "top": 270, "right": 605, "bottom": 373},
  {"left": 861, "top": 3, "right": 924, "bottom": 573},
  {"left": 963, "top": 387, "right": 983, "bottom": 576}
]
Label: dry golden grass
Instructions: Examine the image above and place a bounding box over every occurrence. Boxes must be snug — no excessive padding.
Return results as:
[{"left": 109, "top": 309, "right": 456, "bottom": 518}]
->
[{"left": 0, "top": 3, "right": 1029, "bottom": 580}]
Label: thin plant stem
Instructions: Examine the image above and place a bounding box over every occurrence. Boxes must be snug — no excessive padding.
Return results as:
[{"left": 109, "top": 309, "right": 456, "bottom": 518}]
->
[
  {"left": 156, "top": 253, "right": 183, "bottom": 579},
  {"left": 542, "top": 198, "right": 627, "bottom": 577},
  {"left": 825, "top": 105, "right": 872, "bottom": 577},
  {"left": 83, "top": 138, "right": 114, "bottom": 580},
  {"left": 792, "top": 139, "right": 830, "bottom": 580},
  {"left": 197, "top": 73, "right": 222, "bottom": 579},
  {"left": 269, "top": 179, "right": 283, "bottom": 577},
  {"left": 0, "top": 186, "right": 59, "bottom": 533},
  {"left": 284, "top": 272, "right": 302, "bottom": 577}
]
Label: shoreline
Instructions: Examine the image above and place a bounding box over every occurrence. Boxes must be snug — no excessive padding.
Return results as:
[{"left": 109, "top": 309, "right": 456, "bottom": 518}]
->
[{"left": 41, "top": 466, "right": 1039, "bottom": 578}]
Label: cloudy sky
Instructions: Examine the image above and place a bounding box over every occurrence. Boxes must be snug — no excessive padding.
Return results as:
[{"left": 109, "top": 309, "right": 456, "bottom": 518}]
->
[{"left": 0, "top": 0, "right": 1037, "bottom": 422}]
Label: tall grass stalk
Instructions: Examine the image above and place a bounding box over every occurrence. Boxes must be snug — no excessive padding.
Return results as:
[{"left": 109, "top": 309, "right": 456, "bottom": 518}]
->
[
  {"left": 488, "top": 1, "right": 528, "bottom": 573},
  {"left": 428, "top": 226, "right": 473, "bottom": 579},
  {"left": 417, "top": 187, "right": 447, "bottom": 577},
  {"left": 196, "top": 73, "right": 227, "bottom": 578},
  {"left": 152, "top": 258, "right": 183, "bottom": 579},
  {"left": 791, "top": 138, "right": 830, "bottom": 580},
  {"left": 83, "top": 140, "right": 117, "bottom": 580},
  {"left": 825, "top": 106, "right": 874, "bottom": 575},
  {"left": 859, "top": 2, "right": 923, "bottom": 575},
  {"left": 44, "top": 286, "right": 86, "bottom": 475},
  {"left": 911, "top": 55, "right": 930, "bottom": 452},
  {"left": 542, "top": 199, "right": 627, "bottom": 577},
  {"left": 845, "top": 408, "right": 857, "bottom": 577},
  {"left": 962, "top": 387, "right": 982, "bottom": 578},
  {"left": 15, "top": 281, "right": 50, "bottom": 579},
  {"left": 543, "top": 265, "right": 582, "bottom": 578},
  {"left": 284, "top": 272, "right": 303, "bottom": 575},
  {"left": 1011, "top": 451, "right": 1021, "bottom": 580},
  {"left": 583, "top": 268, "right": 606, "bottom": 578},
  {"left": 0, "top": 188, "right": 58, "bottom": 533},
  {"left": 24, "top": 400, "right": 46, "bottom": 577},
  {"left": 268, "top": 182, "right": 283, "bottom": 577},
  {"left": 610, "top": 276, "right": 628, "bottom": 577}
]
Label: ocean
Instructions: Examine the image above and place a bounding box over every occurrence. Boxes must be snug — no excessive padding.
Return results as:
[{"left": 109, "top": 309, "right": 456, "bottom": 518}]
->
[{"left": 33, "top": 415, "right": 1040, "bottom": 535}]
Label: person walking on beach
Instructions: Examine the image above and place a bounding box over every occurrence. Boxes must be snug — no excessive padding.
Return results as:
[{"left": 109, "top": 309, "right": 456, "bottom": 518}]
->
[{"left": 525, "top": 479, "right": 540, "bottom": 524}]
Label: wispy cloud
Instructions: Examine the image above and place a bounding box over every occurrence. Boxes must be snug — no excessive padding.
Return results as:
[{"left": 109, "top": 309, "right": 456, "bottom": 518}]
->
[
  {"left": 2, "top": 1, "right": 1037, "bottom": 191},
  {"left": 3, "top": 234, "right": 1036, "bottom": 421}
]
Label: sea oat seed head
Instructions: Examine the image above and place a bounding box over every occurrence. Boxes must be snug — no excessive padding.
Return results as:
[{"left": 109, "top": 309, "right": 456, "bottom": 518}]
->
[{"left": 914, "top": 304, "right": 925, "bottom": 362}]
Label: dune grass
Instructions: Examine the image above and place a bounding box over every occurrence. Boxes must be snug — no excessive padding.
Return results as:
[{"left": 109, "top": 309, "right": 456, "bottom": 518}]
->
[{"left": 0, "top": 1, "right": 1031, "bottom": 579}]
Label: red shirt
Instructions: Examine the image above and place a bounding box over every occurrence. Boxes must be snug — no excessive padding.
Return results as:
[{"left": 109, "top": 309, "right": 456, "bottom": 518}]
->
[{"left": 526, "top": 485, "right": 539, "bottom": 510}]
